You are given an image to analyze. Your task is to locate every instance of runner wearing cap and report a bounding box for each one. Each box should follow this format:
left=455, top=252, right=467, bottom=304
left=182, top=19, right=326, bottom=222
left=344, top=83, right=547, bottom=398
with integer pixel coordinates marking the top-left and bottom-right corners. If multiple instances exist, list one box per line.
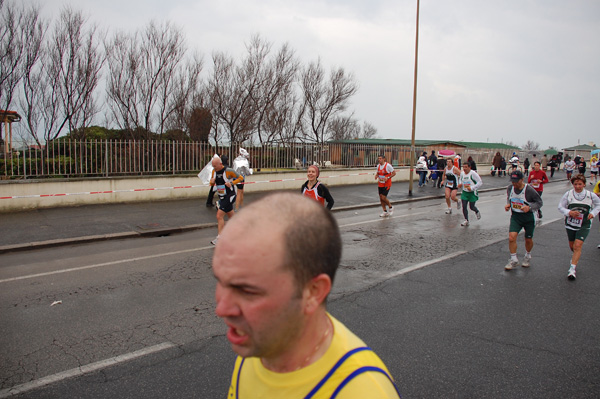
left=557, top=174, right=600, bottom=280
left=375, top=155, right=396, bottom=217
left=504, top=170, right=543, bottom=270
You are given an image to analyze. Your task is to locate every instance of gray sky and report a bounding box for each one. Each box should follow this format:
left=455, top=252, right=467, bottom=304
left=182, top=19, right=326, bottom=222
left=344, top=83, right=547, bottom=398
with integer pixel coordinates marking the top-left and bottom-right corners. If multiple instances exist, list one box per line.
left=40, top=0, right=599, bottom=150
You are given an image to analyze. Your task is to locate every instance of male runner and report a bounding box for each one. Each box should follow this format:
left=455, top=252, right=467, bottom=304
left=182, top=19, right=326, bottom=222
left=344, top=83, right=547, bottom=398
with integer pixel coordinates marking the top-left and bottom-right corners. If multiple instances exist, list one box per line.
left=527, top=161, right=549, bottom=219
left=209, top=156, right=243, bottom=245
left=376, top=155, right=396, bottom=217
left=504, top=170, right=543, bottom=270
left=564, top=158, right=576, bottom=181
left=212, top=193, right=401, bottom=398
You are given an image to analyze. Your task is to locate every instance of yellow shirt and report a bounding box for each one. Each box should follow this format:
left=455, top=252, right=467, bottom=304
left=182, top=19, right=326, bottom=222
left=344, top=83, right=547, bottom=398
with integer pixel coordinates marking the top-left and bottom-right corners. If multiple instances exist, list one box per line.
left=593, top=181, right=600, bottom=195
left=227, top=314, right=400, bottom=399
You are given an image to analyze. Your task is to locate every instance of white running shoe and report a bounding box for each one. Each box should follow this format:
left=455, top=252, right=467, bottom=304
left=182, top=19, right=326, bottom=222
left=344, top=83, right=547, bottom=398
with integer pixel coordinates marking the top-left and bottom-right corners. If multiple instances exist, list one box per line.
left=460, top=220, right=469, bottom=227
left=476, top=211, right=481, bottom=220
left=522, top=256, right=531, bottom=268
left=379, top=211, right=389, bottom=218
left=388, top=207, right=394, bottom=216
left=445, top=208, right=452, bottom=214
left=505, top=259, right=519, bottom=270
left=211, top=236, right=219, bottom=245
left=567, top=266, right=576, bottom=280
left=457, top=200, right=462, bottom=210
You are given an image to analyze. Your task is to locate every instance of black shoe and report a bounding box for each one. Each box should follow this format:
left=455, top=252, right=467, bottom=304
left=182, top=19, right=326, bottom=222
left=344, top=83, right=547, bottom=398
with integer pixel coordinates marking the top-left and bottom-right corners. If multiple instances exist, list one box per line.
left=538, top=209, right=543, bottom=218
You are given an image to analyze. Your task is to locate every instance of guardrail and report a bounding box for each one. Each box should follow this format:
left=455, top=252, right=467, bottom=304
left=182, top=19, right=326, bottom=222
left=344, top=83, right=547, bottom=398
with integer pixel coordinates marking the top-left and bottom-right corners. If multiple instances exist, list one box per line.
left=1, top=139, right=508, bottom=179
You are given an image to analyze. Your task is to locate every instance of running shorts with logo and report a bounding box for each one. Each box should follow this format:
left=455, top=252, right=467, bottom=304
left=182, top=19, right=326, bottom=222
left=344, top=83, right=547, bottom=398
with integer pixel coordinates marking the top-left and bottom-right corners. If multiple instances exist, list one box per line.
left=212, top=167, right=242, bottom=213
left=508, top=184, right=536, bottom=238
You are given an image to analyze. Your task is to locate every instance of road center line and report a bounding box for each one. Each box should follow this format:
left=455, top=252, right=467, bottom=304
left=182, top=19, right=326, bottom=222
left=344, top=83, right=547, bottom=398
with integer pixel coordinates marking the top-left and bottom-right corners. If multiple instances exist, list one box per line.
left=0, top=342, right=176, bottom=399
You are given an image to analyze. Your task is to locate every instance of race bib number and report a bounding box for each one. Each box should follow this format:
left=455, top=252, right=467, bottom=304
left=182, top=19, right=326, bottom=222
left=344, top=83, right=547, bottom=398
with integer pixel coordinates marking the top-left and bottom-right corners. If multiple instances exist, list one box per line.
left=378, top=175, right=387, bottom=184
left=217, top=184, right=226, bottom=195
left=463, top=182, right=471, bottom=191
left=566, top=214, right=584, bottom=229
left=531, top=179, right=540, bottom=189
left=511, top=198, right=525, bottom=210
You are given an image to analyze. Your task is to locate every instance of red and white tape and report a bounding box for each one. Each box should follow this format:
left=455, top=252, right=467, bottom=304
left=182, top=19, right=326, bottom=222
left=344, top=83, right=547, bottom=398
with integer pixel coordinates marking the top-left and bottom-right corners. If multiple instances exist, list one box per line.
left=0, top=172, right=373, bottom=200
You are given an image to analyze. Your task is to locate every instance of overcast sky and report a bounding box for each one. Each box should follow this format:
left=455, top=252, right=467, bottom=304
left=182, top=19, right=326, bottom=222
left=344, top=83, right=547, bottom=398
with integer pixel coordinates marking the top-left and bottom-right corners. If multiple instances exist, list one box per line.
left=39, top=0, right=599, bottom=150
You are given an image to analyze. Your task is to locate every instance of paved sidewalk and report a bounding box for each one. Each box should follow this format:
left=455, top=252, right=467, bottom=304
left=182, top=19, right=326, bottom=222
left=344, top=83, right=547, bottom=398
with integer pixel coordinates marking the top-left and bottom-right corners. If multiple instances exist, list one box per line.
left=0, top=170, right=570, bottom=252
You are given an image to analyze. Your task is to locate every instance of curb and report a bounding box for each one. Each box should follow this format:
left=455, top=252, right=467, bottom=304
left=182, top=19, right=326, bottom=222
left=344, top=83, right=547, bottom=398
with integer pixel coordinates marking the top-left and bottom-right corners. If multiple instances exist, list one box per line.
left=2, top=178, right=567, bottom=254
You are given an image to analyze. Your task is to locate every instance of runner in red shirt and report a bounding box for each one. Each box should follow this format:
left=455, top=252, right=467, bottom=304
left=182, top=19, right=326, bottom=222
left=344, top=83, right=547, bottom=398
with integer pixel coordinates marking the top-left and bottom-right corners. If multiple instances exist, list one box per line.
left=375, top=155, right=396, bottom=217
left=527, top=161, right=549, bottom=219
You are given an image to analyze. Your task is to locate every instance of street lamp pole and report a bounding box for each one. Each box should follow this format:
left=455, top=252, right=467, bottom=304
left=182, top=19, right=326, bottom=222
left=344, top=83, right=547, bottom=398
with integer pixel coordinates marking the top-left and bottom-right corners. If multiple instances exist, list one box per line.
left=408, top=0, right=420, bottom=196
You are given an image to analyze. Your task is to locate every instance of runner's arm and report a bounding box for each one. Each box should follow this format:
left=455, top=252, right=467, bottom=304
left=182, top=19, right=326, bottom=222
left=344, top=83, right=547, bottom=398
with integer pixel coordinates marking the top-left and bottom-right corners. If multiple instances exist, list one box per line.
left=557, top=192, right=570, bottom=217
left=225, top=169, right=243, bottom=186
left=525, top=185, right=543, bottom=211
left=318, top=184, right=335, bottom=210
left=590, top=193, right=600, bottom=218
left=472, top=172, right=483, bottom=190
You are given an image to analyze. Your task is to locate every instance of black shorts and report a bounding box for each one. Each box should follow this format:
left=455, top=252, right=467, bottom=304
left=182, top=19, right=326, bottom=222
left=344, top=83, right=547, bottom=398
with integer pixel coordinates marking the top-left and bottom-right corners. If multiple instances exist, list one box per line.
left=378, top=186, right=390, bottom=197
left=236, top=183, right=244, bottom=190
left=217, top=194, right=236, bottom=213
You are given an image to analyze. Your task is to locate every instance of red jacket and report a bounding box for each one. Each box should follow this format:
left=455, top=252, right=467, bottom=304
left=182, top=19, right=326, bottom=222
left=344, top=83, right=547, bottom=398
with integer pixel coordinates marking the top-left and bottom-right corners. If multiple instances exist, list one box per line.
left=528, top=169, right=549, bottom=192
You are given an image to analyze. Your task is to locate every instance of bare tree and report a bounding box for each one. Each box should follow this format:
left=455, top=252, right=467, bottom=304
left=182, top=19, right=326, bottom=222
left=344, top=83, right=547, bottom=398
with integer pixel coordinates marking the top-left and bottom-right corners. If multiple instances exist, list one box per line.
left=300, top=59, right=358, bottom=151
left=361, top=121, right=378, bottom=139
left=106, top=21, right=200, bottom=139
left=207, top=51, right=256, bottom=144
left=20, top=7, right=104, bottom=143
left=327, top=114, right=359, bottom=140
left=2, top=1, right=46, bottom=145
left=245, top=35, right=299, bottom=145
left=522, top=140, right=540, bottom=151
left=0, top=0, right=25, bottom=116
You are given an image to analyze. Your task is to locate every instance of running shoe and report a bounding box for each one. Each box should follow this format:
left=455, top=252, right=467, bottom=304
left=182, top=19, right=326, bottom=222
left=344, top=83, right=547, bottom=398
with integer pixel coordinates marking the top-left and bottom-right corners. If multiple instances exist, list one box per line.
left=379, top=211, right=389, bottom=218
left=460, top=220, right=469, bottom=227
left=211, top=236, right=219, bottom=245
left=476, top=211, right=481, bottom=220
left=445, top=208, right=452, bottom=214
left=567, top=266, right=576, bottom=280
left=522, top=256, right=531, bottom=268
left=388, top=207, right=394, bottom=216
left=457, top=200, right=462, bottom=210
left=538, top=209, right=543, bottom=219
left=505, top=259, right=519, bottom=270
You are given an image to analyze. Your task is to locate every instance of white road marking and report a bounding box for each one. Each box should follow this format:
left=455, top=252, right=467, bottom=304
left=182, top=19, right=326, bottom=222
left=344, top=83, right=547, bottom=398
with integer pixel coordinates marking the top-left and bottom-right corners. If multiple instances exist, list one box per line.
left=0, top=247, right=212, bottom=284
left=0, top=342, right=176, bottom=398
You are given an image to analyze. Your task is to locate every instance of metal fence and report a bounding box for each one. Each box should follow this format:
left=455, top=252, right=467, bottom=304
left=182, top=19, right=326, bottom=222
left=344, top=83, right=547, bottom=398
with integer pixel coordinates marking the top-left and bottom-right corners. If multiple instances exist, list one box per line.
left=0, top=139, right=512, bottom=179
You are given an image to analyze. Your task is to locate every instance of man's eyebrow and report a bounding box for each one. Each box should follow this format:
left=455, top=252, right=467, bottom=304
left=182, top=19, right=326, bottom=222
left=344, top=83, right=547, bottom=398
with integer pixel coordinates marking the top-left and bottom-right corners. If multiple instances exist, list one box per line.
left=213, top=274, right=264, bottom=292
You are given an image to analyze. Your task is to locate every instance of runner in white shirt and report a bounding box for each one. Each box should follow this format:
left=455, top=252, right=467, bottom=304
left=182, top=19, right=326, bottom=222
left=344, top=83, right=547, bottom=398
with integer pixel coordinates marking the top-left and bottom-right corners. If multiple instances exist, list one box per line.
left=457, top=161, right=483, bottom=226
left=557, top=174, right=600, bottom=280
left=564, top=159, right=576, bottom=181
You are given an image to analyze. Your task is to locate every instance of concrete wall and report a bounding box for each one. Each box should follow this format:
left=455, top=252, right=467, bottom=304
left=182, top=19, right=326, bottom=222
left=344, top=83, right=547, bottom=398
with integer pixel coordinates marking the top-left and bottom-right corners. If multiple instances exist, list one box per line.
left=0, top=165, right=492, bottom=212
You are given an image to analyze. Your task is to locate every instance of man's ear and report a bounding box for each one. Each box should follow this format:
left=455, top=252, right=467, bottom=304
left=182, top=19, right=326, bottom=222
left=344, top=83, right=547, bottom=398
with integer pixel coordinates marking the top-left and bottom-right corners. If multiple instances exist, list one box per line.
left=303, top=274, right=332, bottom=314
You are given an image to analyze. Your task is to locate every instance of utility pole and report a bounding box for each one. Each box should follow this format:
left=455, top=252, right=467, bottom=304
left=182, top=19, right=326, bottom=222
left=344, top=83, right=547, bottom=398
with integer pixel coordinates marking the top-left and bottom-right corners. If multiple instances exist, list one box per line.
left=408, top=0, right=420, bottom=196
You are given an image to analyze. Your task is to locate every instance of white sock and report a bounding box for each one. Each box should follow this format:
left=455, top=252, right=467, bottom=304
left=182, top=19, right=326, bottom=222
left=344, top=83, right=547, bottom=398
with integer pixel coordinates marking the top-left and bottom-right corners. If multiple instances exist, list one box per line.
left=510, top=253, right=518, bottom=262
left=525, top=252, right=531, bottom=258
